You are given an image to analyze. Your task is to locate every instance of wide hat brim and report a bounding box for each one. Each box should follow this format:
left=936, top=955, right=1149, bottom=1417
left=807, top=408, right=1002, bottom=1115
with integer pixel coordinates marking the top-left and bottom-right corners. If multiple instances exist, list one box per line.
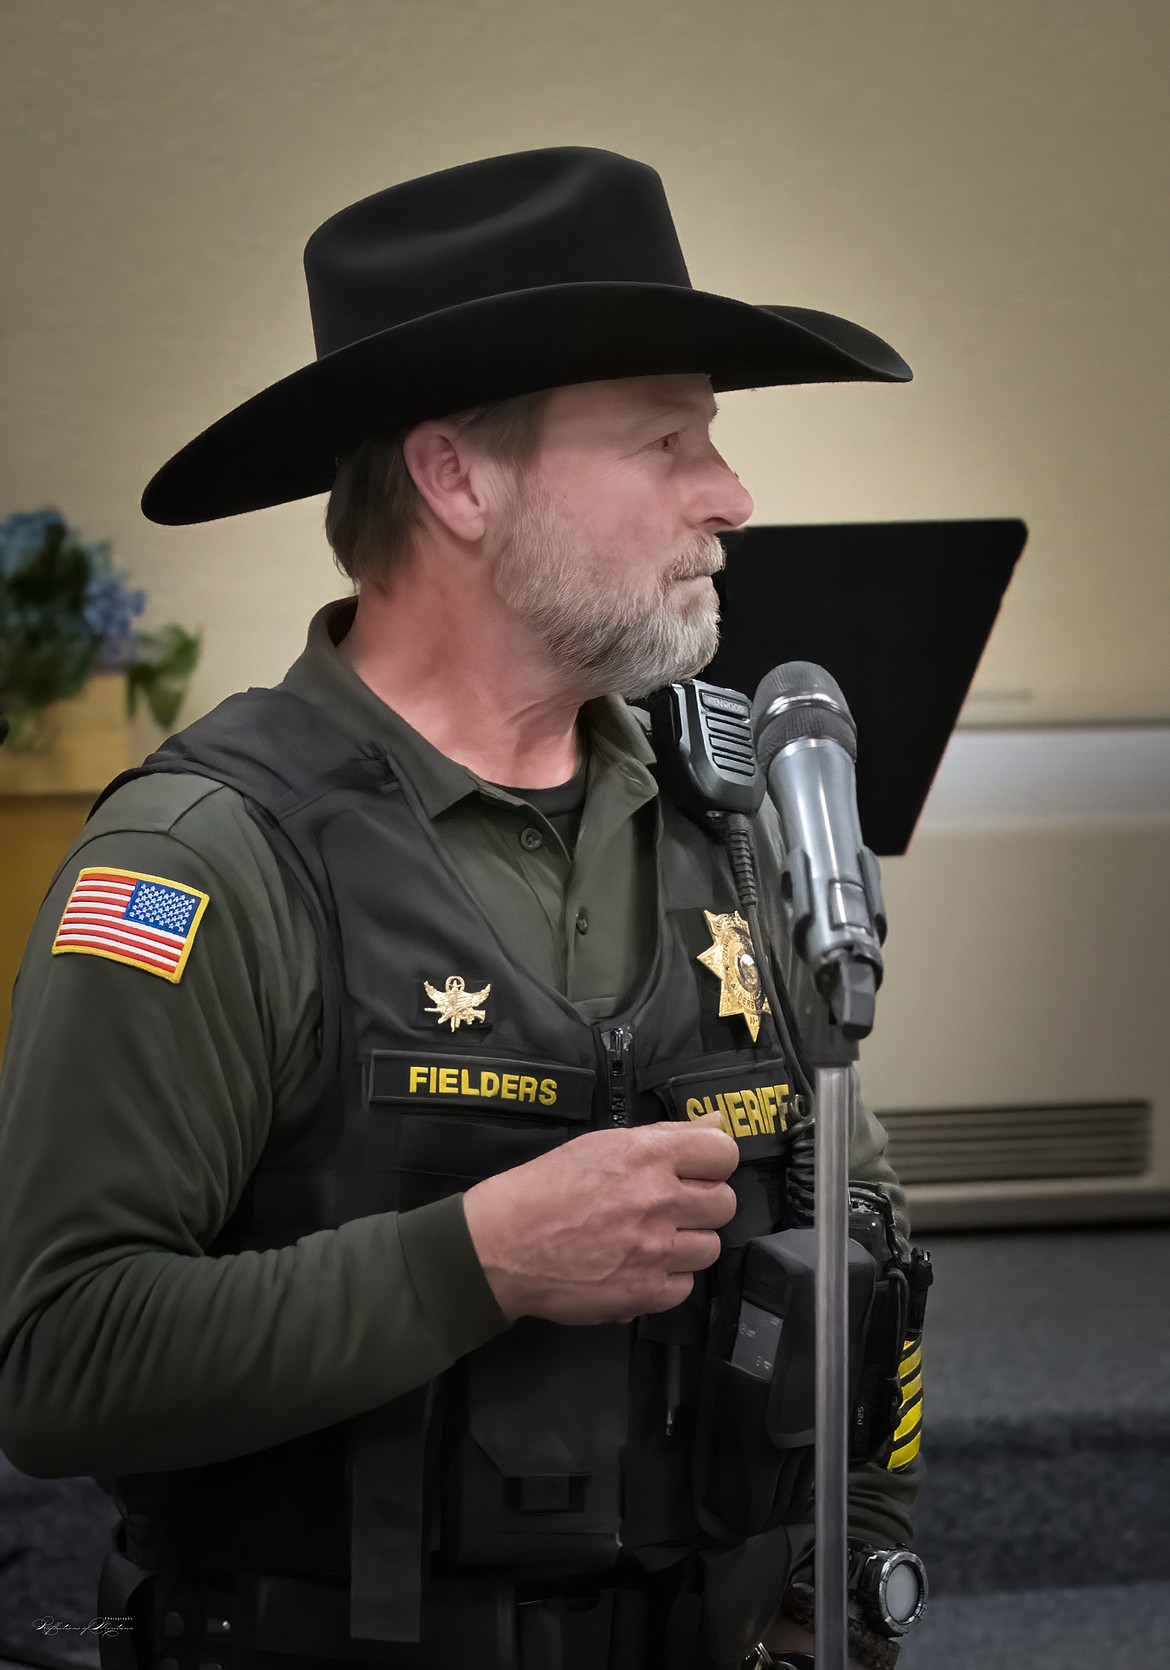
left=141, top=281, right=911, bottom=525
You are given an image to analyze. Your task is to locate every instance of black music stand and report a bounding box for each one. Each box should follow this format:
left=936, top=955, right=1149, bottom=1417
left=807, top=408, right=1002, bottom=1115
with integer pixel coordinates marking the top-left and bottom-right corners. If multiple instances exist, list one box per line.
left=704, top=518, right=1028, bottom=854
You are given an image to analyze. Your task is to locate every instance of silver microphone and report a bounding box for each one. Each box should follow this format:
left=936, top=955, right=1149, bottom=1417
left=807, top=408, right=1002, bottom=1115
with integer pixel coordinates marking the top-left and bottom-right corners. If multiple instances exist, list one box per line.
left=751, top=662, right=886, bottom=1037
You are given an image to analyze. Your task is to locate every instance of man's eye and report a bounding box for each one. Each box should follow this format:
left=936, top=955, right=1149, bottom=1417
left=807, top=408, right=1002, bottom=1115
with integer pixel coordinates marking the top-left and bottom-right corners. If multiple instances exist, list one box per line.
left=659, top=432, right=680, bottom=451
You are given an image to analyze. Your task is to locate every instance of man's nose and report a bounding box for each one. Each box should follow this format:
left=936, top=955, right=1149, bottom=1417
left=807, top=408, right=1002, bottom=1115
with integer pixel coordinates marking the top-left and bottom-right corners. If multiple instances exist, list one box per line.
left=700, top=457, right=755, bottom=533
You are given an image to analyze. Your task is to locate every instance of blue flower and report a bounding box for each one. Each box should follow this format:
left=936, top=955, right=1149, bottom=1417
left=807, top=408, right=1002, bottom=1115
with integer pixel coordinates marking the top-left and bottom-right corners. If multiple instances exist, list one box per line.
left=0, top=508, right=66, bottom=577
left=83, top=570, right=147, bottom=666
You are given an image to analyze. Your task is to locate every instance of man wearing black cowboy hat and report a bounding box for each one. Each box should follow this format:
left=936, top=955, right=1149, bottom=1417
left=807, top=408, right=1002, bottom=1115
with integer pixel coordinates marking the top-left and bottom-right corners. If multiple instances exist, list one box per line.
left=0, top=150, right=922, bottom=1670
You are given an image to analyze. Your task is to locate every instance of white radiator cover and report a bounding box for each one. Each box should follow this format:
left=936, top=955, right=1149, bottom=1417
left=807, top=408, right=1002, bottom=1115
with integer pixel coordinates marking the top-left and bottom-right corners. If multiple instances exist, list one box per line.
left=853, top=729, right=1170, bottom=1231
left=879, top=1101, right=1163, bottom=1230
left=882, top=1101, right=1151, bottom=1185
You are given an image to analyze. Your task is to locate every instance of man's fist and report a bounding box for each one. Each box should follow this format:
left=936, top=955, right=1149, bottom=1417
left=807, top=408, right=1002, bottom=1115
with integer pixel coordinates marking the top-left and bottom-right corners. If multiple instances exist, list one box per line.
left=462, top=1112, right=739, bottom=1324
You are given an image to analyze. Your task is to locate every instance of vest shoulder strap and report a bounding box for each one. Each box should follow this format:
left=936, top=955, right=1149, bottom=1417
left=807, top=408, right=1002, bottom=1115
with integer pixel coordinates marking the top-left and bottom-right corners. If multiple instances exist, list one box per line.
left=91, top=686, right=394, bottom=824
left=88, top=687, right=376, bottom=1164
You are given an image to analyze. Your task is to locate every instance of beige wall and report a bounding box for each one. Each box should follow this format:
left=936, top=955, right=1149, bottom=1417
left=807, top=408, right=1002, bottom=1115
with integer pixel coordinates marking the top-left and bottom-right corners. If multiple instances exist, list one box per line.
left=3, top=0, right=1168, bottom=725
left=3, top=2, right=1168, bottom=1137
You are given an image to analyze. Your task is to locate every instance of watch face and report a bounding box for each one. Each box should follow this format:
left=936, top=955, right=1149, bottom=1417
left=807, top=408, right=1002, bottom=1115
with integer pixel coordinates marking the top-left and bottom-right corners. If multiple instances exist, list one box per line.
left=853, top=1546, right=929, bottom=1635
left=876, top=1551, right=928, bottom=1632
left=884, top=1560, right=923, bottom=1624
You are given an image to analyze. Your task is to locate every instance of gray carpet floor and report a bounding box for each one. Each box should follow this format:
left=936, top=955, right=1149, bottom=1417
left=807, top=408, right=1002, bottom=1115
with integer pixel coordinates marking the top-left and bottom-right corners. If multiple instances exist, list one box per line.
left=0, top=1458, right=113, bottom=1665
left=917, top=1226, right=1170, bottom=1433
left=898, top=1581, right=1170, bottom=1670
left=908, top=1226, right=1170, bottom=1596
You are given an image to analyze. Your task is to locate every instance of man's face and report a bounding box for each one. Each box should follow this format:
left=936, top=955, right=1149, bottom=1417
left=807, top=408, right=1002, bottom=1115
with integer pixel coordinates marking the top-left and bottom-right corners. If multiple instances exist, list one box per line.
left=490, top=374, right=754, bottom=698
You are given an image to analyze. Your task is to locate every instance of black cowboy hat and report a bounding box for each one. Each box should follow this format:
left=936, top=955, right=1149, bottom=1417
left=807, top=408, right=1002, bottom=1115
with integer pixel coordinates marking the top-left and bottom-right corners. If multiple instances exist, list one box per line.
left=141, top=147, right=912, bottom=525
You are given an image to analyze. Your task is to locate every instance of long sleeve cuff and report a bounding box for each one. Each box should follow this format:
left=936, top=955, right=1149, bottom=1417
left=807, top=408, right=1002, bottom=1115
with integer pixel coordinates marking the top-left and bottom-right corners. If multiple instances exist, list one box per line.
left=397, top=1192, right=511, bottom=1355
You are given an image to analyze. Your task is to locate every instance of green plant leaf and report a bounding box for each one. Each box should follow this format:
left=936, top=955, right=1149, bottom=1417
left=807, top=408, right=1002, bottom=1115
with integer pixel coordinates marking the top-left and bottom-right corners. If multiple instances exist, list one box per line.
left=126, top=625, right=202, bottom=729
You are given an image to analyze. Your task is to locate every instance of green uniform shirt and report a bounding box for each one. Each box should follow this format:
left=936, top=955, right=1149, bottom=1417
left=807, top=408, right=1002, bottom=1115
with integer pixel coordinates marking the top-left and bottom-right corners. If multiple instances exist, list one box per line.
left=0, top=598, right=917, bottom=1553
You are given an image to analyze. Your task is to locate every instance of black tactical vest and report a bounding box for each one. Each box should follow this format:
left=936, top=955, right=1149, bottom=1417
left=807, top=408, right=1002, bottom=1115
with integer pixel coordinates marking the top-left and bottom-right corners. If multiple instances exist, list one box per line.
left=98, top=687, right=803, bottom=1646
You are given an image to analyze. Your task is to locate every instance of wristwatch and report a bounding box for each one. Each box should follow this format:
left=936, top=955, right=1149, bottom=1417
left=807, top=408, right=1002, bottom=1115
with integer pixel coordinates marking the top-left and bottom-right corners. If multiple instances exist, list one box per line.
left=775, top=1543, right=928, bottom=1670
left=848, top=1544, right=928, bottom=1636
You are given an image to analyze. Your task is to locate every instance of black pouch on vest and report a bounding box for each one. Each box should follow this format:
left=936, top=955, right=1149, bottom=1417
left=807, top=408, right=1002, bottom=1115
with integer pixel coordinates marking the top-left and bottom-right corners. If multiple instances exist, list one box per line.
left=440, top=1316, right=630, bottom=1572
left=846, top=1185, right=933, bottom=1464
left=691, top=1227, right=876, bottom=1541
left=364, top=1053, right=628, bottom=1574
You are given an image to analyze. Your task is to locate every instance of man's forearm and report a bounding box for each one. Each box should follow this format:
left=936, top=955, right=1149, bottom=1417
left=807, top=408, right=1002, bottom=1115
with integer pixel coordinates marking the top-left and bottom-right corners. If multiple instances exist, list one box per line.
left=0, top=1197, right=506, bottom=1477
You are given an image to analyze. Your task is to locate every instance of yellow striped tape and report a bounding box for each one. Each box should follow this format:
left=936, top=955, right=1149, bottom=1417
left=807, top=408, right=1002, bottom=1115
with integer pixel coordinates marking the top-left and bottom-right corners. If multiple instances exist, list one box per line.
left=888, top=1332, right=924, bottom=1470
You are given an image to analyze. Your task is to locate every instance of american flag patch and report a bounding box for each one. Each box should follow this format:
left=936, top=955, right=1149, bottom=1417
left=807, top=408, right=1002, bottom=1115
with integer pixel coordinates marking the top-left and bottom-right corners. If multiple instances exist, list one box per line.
left=51, top=867, right=210, bottom=983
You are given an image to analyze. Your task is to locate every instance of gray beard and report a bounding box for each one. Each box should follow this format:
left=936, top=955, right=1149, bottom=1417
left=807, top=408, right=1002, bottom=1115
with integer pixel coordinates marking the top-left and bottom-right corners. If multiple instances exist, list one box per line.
left=493, top=486, right=723, bottom=698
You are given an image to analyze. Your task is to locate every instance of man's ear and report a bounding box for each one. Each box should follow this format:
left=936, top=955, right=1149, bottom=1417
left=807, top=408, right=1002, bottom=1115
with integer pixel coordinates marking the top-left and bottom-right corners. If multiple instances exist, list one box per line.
left=402, top=421, right=506, bottom=544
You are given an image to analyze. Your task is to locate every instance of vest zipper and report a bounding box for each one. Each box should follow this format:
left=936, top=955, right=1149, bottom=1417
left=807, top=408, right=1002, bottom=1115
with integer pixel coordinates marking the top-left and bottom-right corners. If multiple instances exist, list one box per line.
left=599, top=1022, right=635, bottom=1555
left=600, top=1024, right=635, bottom=1126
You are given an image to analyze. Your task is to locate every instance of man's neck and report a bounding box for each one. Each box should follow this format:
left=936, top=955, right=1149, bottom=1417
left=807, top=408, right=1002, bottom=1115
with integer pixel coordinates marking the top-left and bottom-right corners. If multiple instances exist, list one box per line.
left=335, top=582, right=589, bottom=789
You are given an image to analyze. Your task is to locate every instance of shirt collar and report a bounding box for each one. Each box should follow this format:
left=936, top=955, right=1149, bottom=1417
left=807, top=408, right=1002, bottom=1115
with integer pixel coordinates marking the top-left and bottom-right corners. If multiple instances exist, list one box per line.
left=279, top=597, right=658, bottom=819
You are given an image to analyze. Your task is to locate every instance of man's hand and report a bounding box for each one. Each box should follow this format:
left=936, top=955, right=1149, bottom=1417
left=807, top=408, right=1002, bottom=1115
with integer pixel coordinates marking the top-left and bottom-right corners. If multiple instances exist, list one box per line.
left=462, top=1111, right=739, bottom=1324
left=760, top=1616, right=868, bottom=1670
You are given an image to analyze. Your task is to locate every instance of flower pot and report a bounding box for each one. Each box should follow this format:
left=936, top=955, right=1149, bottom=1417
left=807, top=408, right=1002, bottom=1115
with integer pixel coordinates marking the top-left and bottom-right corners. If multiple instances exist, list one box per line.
left=0, top=673, right=136, bottom=796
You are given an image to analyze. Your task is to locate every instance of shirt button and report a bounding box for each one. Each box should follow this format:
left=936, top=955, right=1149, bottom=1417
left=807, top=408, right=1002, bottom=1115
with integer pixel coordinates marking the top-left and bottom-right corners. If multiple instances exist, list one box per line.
left=520, top=826, right=544, bottom=851
left=575, top=908, right=589, bottom=935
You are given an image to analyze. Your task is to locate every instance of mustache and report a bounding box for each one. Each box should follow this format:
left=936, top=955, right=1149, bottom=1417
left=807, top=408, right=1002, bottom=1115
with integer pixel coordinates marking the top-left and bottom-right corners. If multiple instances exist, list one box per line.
left=665, top=540, right=726, bottom=584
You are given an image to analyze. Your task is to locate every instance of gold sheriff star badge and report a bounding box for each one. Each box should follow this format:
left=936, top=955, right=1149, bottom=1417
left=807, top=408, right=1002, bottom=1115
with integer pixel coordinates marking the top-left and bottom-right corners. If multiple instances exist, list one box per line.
left=423, top=974, right=492, bottom=1031
left=696, top=910, right=769, bottom=1042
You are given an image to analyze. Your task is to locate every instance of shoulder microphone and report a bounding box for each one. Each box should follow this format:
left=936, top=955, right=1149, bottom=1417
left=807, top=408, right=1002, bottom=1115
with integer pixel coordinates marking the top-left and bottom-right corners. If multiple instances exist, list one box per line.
left=751, top=663, right=886, bottom=1038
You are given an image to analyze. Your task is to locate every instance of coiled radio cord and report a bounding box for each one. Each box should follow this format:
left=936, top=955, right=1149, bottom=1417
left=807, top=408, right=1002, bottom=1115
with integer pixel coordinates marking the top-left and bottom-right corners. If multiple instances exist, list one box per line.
left=719, top=811, right=817, bottom=1228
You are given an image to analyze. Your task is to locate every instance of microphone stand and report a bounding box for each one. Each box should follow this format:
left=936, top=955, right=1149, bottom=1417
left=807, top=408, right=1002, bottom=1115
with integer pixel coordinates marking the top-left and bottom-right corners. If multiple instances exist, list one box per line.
left=747, top=902, right=877, bottom=1670
left=739, top=663, right=887, bottom=1670
left=724, top=788, right=883, bottom=1670
left=806, top=967, right=871, bottom=1670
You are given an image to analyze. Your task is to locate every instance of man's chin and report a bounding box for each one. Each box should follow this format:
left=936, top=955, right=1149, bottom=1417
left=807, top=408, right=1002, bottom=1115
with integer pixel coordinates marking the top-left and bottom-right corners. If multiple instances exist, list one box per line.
left=613, top=634, right=721, bottom=700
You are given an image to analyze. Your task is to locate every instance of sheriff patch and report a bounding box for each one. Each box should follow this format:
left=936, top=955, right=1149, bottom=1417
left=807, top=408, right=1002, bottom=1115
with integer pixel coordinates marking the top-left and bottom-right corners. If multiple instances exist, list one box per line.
left=653, top=1059, right=793, bottom=1158
left=51, top=867, right=209, bottom=983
